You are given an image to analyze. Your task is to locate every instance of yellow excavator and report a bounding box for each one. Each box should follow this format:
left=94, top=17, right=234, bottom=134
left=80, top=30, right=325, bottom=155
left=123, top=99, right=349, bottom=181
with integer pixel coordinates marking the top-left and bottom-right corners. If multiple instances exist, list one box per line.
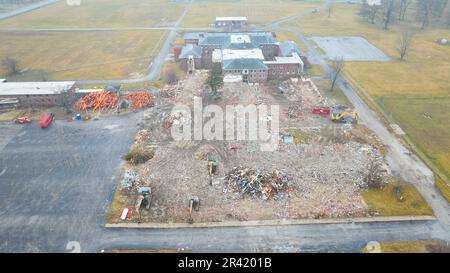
left=207, top=156, right=218, bottom=185
left=188, top=196, right=200, bottom=224
left=135, top=187, right=151, bottom=223
left=331, top=111, right=358, bottom=124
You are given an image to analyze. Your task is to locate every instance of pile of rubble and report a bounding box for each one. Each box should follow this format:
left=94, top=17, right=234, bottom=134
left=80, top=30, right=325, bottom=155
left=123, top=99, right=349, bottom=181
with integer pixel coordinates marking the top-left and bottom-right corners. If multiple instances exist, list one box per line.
left=124, top=92, right=155, bottom=109
left=224, top=166, right=291, bottom=200
left=134, top=129, right=151, bottom=144
left=286, top=105, right=303, bottom=119
left=160, top=82, right=183, bottom=98
left=121, top=170, right=140, bottom=192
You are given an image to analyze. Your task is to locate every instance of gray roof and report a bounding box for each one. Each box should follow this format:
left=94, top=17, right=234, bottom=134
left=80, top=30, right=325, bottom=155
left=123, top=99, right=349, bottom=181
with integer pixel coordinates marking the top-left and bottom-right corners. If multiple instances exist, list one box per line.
left=279, top=41, right=302, bottom=57
left=0, top=81, right=75, bottom=96
left=185, top=32, right=277, bottom=49
left=183, top=32, right=204, bottom=40
left=179, top=44, right=203, bottom=59
left=223, top=59, right=268, bottom=70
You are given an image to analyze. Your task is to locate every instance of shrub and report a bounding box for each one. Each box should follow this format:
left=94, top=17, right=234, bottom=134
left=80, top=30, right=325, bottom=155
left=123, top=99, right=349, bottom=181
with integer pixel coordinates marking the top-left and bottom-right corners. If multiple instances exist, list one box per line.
left=124, top=146, right=154, bottom=165
left=365, top=161, right=384, bottom=189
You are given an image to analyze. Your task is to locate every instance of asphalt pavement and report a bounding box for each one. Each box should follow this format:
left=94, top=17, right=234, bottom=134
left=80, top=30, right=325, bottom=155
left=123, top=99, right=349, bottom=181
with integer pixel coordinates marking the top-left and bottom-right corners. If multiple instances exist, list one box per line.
left=0, top=113, right=142, bottom=252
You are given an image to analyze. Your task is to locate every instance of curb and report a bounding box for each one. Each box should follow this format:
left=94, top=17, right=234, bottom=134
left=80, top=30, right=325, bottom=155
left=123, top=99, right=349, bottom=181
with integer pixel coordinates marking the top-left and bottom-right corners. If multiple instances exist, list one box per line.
left=105, top=215, right=436, bottom=229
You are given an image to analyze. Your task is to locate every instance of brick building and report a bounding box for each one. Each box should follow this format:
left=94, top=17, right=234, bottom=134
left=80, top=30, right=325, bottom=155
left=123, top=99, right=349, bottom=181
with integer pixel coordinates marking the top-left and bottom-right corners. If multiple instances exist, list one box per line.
left=178, top=44, right=203, bottom=73
left=179, top=32, right=306, bottom=83
left=214, top=17, right=247, bottom=29
left=0, top=81, right=76, bottom=108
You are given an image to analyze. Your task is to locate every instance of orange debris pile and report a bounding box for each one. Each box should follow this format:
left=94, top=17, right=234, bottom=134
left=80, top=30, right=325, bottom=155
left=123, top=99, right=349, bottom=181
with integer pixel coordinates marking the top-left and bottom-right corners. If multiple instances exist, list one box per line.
left=75, top=90, right=119, bottom=112
left=124, top=92, right=155, bottom=109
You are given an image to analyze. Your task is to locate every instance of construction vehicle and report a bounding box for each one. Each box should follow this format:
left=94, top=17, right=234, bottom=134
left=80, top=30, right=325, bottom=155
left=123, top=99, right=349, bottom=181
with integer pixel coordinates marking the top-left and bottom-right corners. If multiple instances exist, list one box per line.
left=330, top=111, right=358, bottom=124
left=187, top=196, right=200, bottom=224
left=14, top=116, right=31, bottom=124
left=207, top=156, right=218, bottom=185
left=39, top=112, right=55, bottom=128
left=134, top=187, right=152, bottom=223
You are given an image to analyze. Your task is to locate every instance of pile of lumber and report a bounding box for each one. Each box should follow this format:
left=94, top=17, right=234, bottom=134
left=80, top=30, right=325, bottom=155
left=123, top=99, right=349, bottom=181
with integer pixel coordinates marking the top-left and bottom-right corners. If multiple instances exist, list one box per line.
left=75, top=90, right=119, bottom=111
left=124, top=92, right=155, bottom=109
left=224, top=166, right=291, bottom=200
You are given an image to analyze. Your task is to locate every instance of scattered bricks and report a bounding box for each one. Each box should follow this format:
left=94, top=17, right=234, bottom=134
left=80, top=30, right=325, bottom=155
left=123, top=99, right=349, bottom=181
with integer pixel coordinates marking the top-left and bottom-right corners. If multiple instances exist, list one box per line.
left=121, top=170, right=139, bottom=192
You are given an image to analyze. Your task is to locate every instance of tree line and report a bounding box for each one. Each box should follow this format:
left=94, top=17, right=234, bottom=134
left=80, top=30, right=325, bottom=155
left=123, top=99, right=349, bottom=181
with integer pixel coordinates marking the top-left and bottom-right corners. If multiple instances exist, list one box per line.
left=360, top=0, right=450, bottom=30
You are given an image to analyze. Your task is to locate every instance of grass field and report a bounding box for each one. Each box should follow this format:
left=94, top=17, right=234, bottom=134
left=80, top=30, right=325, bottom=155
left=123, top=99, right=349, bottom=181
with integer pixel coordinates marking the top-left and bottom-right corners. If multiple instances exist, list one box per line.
left=0, top=0, right=186, bottom=28
left=273, top=30, right=308, bottom=52
left=181, top=0, right=323, bottom=27
left=361, top=179, right=433, bottom=216
left=0, top=30, right=166, bottom=80
left=378, top=240, right=450, bottom=253
left=283, top=3, right=450, bottom=201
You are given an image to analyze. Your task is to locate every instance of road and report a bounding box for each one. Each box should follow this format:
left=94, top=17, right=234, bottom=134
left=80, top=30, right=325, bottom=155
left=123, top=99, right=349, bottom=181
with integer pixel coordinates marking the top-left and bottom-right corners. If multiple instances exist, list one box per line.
left=0, top=0, right=61, bottom=20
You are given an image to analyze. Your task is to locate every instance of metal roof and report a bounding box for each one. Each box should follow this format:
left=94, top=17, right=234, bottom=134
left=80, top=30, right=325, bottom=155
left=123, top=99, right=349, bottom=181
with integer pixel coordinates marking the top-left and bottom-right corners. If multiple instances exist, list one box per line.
left=189, top=32, right=276, bottom=49
left=264, top=53, right=304, bottom=65
left=179, top=44, right=203, bottom=59
left=216, top=17, right=247, bottom=21
left=279, top=41, right=303, bottom=57
left=223, top=59, right=268, bottom=70
left=222, top=48, right=265, bottom=61
left=0, top=81, right=75, bottom=96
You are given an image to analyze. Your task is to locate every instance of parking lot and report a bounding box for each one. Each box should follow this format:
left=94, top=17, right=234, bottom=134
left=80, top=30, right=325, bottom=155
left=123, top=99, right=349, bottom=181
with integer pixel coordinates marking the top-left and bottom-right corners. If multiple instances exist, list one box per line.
left=0, top=114, right=141, bottom=252
left=311, top=36, right=391, bottom=61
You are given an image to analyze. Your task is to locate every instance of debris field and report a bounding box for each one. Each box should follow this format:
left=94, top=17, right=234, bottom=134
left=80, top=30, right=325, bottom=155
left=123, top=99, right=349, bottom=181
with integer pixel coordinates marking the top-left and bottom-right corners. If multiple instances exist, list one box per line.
left=113, top=71, right=392, bottom=223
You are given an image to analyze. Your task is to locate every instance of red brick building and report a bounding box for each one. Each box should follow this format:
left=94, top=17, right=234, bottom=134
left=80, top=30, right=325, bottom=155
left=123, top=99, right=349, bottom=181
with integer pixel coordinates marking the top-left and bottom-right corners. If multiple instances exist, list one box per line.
left=0, top=81, right=76, bottom=108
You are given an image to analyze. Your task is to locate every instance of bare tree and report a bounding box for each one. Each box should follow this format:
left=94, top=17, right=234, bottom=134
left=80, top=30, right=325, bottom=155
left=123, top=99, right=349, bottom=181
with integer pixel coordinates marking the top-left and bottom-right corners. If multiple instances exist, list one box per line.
left=360, top=1, right=381, bottom=24
left=1, top=57, right=19, bottom=76
left=365, top=161, right=384, bottom=189
left=369, top=4, right=381, bottom=24
left=397, top=29, right=415, bottom=60
left=446, top=9, right=450, bottom=28
left=328, top=58, right=344, bottom=92
left=164, top=68, right=178, bottom=85
left=382, top=0, right=396, bottom=30
left=398, top=0, right=412, bottom=21
left=57, top=91, right=76, bottom=114
left=327, top=1, right=335, bottom=18
left=417, top=0, right=433, bottom=29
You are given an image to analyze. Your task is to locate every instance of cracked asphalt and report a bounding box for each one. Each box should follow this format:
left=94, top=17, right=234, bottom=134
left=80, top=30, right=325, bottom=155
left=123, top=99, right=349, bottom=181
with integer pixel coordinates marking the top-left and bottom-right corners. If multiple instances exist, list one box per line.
left=0, top=113, right=142, bottom=252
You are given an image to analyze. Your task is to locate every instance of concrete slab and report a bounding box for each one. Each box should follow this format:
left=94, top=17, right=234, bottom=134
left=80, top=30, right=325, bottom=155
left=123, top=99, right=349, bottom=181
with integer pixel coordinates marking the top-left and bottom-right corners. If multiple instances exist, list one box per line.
left=311, top=36, right=390, bottom=61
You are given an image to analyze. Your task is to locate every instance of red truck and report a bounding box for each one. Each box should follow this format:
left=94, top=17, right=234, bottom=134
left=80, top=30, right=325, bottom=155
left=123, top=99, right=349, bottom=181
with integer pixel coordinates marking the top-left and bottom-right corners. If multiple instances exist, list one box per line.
left=39, top=112, right=55, bottom=128
left=312, top=107, right=331, bottom=115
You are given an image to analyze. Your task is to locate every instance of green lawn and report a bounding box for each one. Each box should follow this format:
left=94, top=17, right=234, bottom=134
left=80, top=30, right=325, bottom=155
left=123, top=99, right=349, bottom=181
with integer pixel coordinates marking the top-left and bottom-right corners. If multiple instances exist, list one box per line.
left=0, top=0, right=186, bottom=28
left=361, top=179, right=433, bottom=216
left=378, top=240, right=450, bottom=253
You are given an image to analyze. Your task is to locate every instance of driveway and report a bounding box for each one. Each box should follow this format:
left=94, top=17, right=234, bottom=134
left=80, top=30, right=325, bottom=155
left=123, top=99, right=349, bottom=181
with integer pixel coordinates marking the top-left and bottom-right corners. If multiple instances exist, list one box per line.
left=0, top=113, right=142, bottom=252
